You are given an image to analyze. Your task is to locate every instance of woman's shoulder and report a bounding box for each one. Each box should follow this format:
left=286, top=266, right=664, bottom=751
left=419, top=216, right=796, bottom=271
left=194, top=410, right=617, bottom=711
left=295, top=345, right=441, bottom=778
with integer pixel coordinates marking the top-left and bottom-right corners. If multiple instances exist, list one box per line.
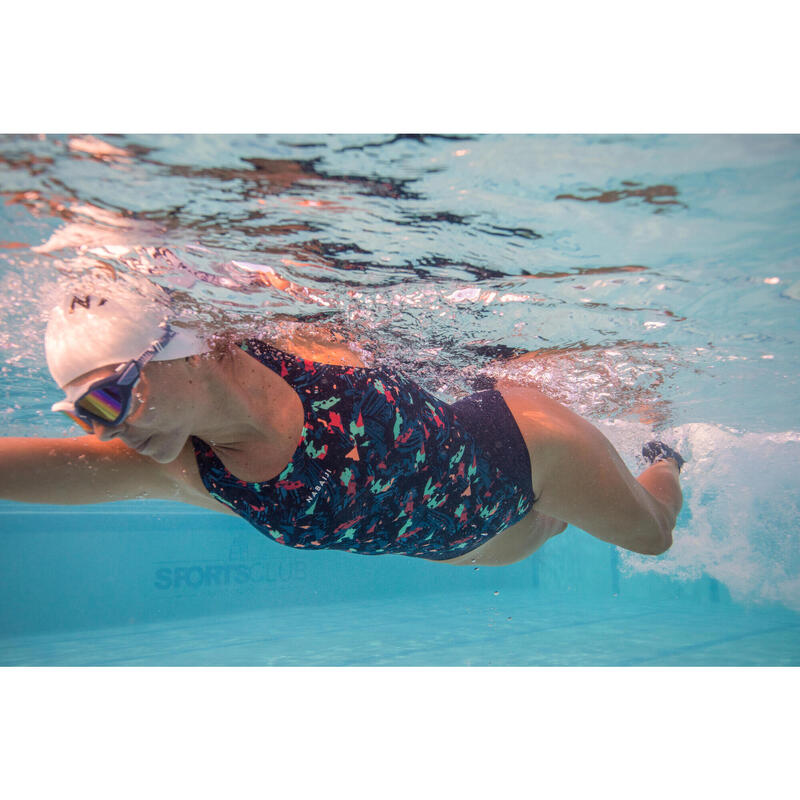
left=253, top=332, right=368, bottom=368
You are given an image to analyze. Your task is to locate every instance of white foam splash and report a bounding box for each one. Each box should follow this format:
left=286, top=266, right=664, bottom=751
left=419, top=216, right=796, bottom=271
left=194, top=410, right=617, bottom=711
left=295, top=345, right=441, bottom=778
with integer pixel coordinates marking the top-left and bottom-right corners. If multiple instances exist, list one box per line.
left=598, top=420, right=800, bottom=611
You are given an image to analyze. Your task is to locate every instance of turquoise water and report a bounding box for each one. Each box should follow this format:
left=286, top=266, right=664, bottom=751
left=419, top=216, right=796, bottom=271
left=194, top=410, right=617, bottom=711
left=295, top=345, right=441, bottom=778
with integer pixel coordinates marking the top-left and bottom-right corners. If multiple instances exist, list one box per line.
left=1, top=134, right=799, bottom=665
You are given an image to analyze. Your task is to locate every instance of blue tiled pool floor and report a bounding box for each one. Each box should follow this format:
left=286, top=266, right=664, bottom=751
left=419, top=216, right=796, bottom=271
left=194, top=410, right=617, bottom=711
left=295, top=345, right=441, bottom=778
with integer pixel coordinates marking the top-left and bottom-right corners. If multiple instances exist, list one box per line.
left=2, top=590, right=798, bottom=666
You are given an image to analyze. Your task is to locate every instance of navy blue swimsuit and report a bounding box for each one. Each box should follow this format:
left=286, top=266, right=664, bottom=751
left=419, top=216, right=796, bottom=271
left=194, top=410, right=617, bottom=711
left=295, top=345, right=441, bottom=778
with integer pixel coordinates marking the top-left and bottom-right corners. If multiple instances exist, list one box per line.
left=192, top=340, right=536, bottom=560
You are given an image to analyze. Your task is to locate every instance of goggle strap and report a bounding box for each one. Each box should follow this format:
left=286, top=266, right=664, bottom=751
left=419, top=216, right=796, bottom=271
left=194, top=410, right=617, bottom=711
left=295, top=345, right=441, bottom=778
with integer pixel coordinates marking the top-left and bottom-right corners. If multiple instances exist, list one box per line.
left=116, top=362, right=140, bottom=386
left=116, top=326, right=176, bottom=386
left=139, top=325, right=176, bottom=365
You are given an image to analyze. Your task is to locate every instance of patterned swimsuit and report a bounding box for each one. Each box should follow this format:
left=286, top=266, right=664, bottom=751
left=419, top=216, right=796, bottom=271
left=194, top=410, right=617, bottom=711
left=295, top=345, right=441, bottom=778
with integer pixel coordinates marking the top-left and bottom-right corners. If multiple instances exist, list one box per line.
left=192, top=340, right=536, bottom=560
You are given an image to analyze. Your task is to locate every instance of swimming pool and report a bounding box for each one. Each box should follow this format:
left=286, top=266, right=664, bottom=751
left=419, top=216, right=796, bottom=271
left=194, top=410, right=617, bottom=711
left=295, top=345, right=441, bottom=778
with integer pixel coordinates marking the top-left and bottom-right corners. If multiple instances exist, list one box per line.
left=1, top=133, right=798, bottom=665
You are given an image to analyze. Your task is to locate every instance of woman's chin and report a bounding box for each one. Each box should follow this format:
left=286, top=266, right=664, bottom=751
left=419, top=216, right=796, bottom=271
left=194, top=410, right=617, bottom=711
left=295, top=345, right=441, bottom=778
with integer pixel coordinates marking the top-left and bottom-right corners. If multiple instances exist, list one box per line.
left=141, top=437, right=182, bottom=464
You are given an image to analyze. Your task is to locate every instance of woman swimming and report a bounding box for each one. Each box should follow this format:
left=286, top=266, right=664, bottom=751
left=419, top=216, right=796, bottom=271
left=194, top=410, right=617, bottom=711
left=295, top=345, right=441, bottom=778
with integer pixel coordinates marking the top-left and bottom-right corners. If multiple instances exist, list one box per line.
left=0, top=276, right=684, bottom=566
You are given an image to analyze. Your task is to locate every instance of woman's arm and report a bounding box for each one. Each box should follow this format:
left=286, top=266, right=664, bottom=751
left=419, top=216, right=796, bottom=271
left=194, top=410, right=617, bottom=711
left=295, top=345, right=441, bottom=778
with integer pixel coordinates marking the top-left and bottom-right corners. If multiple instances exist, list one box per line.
left=0, top=436, right=233, bottom=513
left=264, top=329, right=367, bottom=368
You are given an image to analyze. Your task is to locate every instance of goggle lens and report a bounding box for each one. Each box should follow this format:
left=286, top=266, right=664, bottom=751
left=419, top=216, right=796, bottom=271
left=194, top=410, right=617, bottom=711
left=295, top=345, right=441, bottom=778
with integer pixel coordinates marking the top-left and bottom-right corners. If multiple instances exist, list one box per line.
left=75, top=383, right=128, bottom=423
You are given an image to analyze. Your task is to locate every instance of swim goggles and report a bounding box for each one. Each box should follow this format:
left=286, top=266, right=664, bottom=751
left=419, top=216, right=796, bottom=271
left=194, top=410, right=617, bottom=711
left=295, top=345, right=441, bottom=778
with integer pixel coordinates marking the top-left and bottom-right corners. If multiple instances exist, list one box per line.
left=51, top=324, right=177, bottom=432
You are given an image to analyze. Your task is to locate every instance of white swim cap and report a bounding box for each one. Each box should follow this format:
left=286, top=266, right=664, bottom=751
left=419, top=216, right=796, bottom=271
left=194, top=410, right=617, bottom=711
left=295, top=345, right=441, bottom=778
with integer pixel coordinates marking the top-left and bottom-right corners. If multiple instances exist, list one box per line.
left=45, top=275, right=208, bottom=389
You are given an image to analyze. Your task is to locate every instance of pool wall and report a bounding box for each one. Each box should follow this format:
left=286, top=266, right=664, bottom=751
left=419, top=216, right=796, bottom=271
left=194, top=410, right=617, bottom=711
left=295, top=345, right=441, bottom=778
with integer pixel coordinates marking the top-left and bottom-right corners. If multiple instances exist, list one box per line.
left=0, top=498, right=726, bottom=639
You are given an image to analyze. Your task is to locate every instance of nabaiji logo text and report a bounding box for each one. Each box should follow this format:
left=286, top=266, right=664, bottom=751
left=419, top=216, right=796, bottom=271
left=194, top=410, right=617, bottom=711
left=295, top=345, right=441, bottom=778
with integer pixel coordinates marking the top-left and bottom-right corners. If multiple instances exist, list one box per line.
left=154, top=560, right=305, bottom=590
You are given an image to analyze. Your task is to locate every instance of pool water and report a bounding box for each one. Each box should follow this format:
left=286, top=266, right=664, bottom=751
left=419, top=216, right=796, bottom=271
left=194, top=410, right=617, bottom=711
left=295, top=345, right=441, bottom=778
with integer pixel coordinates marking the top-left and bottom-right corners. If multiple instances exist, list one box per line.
left=1, top=134, right=798, bottom=665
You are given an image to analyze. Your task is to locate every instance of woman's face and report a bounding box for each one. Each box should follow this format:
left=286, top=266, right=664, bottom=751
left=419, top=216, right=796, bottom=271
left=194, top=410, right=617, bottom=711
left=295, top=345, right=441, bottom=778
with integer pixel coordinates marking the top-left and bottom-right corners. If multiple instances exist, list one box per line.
left=65, top=358, right=197, bottom=463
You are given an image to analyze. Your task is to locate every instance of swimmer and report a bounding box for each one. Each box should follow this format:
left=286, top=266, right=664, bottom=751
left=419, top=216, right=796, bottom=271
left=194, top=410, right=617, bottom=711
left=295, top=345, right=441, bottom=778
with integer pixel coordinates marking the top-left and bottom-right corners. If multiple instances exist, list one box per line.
left=0, top=278, right=684, bottom=566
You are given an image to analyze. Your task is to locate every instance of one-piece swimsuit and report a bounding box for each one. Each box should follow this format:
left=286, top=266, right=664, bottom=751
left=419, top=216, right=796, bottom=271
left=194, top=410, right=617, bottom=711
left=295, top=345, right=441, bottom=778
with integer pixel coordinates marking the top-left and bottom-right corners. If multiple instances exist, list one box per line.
left=192, top=340, right=536, bottom=560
